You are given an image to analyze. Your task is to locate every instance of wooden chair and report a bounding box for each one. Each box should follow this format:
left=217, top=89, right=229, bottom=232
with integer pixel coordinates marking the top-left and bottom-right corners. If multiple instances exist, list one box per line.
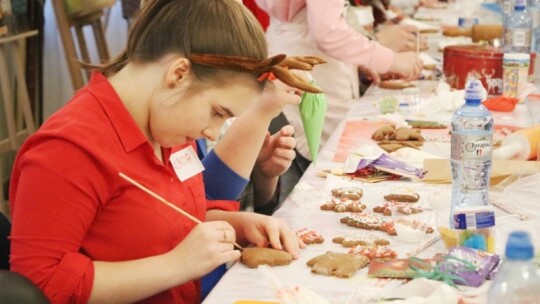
left=51, top=0, right=115, bottom=91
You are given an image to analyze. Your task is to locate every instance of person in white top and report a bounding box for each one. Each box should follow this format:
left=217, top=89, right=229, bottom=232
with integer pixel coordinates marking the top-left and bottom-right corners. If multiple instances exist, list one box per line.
left=256, top=0, right=422, bottom=164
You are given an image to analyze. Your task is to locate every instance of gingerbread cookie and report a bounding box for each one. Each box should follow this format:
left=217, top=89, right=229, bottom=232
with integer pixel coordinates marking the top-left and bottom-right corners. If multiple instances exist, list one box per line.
left=348, top=245, right=398, bottom=260
left=372, top=124, right=396, bottom=141
left=306, top=252, right=369, bottom=278
left=389, top=127, right=424, bottom=142
left=373, top=202, right=423, bottom=216
left=320, top=199, right=366, bottom=213
left=339, top=213, right=397, bottom=236
left=379, top=79, right=416, bottom=90
left=340, top=213, right=385, bottom=231
left=240, top=247, right=293, bottom=268
left=294, top=228, right=324, bottom=245
left=380, top=221, right=397, bottom=236
left=332, top=233, right=390, bottom=248
left=331, top=187, right=364, bottom=200
left=384, top=191, right=420, bottom=203
left=395, top=205, right=423, bottom=215
left=372, top=126, right=424, bottom=153
left=373, top=202, right=394, bottom=216
left=394, top=218, right=434, bottom=234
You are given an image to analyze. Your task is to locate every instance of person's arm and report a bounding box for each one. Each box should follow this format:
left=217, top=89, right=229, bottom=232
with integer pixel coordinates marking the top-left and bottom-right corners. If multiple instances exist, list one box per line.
left=202, top=149, right=249, bottom=201
left=10, top=140, right=239, bottom=304
left=202, top=80, right=299, bottom=204
left=305, top=0, right=395, bottom=73
left=89, top=221, right=239, bottom=303
left=211, top=80, right=301, bottom=179
left=251, top=125, right=296, bottom=208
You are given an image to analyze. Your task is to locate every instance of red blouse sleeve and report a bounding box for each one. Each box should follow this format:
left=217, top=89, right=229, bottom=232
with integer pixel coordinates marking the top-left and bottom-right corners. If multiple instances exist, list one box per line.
left=9, top=139, right=110, bottom=304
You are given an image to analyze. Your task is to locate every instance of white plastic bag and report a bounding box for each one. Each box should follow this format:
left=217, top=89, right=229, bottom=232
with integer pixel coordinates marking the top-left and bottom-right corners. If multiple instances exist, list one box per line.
left=500, top=174, right=540, bottom=217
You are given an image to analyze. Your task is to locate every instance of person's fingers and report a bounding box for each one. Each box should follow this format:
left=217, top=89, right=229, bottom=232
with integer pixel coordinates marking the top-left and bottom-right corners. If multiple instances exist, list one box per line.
left=282, top=235, right=300, bottom=258
left=219, top=249, right=242, bottom=264
left=400, top=24, right=419, bottom=33
left=262, top=222, right=282, bottom=251
left=371, top=71, right=381, bottom=85
left=276, top=136, right=296, bottom=149
left=272, top=148, right=296, bottom=161
left=363, top=66, right=381, bottom=85
left=279, top=124, right=295, bottom=137
left=218, top=228, right=237, bottom=244
left=286, top=93, right=302, bottom=105
left=262, top=131, right=271, bottom=145
left=406, top=31, right=417, bottom=41
left=277, top=221, right=301, bottom=257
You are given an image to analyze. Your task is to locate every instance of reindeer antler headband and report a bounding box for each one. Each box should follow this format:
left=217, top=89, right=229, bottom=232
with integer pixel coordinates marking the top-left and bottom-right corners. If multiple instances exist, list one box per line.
left=189, top=53, right=327, bottom=94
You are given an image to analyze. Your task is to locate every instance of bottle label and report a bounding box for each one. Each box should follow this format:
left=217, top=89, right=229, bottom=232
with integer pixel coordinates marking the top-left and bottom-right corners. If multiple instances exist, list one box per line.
left=451, top=133, right=492, bottom=160
left=503, top=55, right=530, bottom=98
left=453, top=210, right=495, bottom=229
left=505, top=29, right=532, bottom=47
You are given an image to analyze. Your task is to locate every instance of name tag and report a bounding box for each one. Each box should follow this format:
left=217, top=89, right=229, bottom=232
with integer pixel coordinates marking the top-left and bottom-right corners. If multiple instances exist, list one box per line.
left=170, top=145, right=205, bottom=182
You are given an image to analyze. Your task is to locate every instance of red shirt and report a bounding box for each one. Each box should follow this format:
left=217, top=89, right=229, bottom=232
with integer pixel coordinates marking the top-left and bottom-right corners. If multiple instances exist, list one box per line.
left=9, top=73, right=233, bottom=303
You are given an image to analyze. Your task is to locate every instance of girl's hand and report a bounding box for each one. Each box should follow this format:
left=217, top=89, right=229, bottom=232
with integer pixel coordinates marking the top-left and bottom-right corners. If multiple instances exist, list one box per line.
left=167, top=221, right=240, bottom=280
left=236, top=212, right=305, bottom=258
left=358, top=65, right=381, bottom=85
left=388, top=52, right=423, bottom=81
left=252, top=71, right=307, bottom=120
left=255, top=125, right=296, bottom=178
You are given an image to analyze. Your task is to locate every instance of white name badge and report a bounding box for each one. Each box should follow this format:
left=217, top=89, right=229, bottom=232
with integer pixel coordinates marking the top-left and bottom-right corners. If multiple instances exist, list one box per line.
left=170, top=145, right=205, bottom=182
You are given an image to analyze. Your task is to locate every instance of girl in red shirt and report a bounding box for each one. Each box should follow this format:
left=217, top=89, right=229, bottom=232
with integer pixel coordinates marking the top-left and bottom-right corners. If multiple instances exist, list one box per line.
left=9, top=0, right=322, bottom=303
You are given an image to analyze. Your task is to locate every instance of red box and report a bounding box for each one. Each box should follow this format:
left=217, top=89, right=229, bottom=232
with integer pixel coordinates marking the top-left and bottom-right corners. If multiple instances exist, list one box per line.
left=443, top=45, right=536, bottom=95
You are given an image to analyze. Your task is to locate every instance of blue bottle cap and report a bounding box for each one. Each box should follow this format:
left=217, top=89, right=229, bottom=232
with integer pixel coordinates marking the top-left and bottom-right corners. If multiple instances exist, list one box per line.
left=505, top=231, right=534, bottom=260
left=464, top=79, right=485, bottom=101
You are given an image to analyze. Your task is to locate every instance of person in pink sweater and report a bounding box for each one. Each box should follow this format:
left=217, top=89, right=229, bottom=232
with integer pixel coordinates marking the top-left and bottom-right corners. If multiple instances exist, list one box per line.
left=256, top=0, right=422, bottom=166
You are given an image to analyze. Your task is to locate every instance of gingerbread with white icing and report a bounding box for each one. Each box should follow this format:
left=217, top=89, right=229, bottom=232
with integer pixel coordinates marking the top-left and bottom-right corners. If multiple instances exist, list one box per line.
left=373, top=202, right=422, bottom=216
left=331, top=187, right=364, bottom=200
left=348, top=245, right=398, bottom=260
left=294, top=228, right=324, bottom=245
left=321, top=199, right=366, bottom=213
left=340, top=213, right=385, bottom=231
left=332, top=233, right=390, bottom=247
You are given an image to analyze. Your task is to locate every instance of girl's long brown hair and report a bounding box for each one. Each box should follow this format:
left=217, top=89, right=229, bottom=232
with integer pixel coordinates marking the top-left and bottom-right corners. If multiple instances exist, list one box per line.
left=96, top=0, right=267, bottom=87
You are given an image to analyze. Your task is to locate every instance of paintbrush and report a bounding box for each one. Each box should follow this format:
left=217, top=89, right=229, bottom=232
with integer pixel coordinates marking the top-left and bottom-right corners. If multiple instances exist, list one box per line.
left=119, top=172, right=244, bottom=251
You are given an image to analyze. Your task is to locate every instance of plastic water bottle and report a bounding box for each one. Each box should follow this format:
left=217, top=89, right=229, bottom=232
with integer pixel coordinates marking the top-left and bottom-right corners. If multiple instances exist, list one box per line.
left=503, top=0, right=515, bottom=21
left=504, top=0, right=533, bottom=53
left=450, top=80, right=496, bottom=253
left=529, top=0, right=540, bottom=51
left=487, top=231, right=540, bottom=303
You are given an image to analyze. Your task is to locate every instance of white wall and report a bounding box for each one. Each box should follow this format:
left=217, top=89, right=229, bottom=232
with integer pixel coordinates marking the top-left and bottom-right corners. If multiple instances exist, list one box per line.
left=42, top=0, right=128, bottom=119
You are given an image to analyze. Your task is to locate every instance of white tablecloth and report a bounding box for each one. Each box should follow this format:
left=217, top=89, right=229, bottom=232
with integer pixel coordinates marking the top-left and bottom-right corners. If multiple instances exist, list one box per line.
left=203, top=82, right=540, bottom=303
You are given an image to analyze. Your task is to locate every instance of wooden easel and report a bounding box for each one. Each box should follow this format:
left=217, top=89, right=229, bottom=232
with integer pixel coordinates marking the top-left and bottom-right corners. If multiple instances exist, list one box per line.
left=51, top=1, right=111, bottom=91
left=0, top=30, right=38, bottom=217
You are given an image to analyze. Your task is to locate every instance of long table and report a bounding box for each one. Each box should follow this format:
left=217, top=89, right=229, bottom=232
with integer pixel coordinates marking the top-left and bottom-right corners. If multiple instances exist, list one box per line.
left=203, top=83, right=540, bottom=303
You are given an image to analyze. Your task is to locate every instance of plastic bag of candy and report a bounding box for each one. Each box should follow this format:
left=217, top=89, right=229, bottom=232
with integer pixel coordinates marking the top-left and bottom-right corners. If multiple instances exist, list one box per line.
left=436, top=247, right=500, bottom=287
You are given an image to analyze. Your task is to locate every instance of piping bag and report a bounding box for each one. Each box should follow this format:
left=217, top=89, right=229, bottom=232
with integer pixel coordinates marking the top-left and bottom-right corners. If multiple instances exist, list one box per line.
left=299, top=78, right=327, bottom=164
left=493, top=124, right=540, bottom=160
